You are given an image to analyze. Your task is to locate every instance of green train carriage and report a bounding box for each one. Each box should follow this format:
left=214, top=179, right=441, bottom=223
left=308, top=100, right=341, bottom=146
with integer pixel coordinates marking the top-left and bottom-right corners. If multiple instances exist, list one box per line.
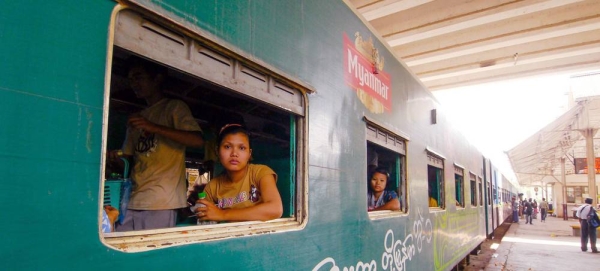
left=0, top=1, right=518, bottom=270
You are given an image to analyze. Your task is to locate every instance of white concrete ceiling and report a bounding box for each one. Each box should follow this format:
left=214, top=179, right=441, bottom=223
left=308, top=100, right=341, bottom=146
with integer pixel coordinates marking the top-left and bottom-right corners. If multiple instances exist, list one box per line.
left=346, top=0, right=600, bottom=91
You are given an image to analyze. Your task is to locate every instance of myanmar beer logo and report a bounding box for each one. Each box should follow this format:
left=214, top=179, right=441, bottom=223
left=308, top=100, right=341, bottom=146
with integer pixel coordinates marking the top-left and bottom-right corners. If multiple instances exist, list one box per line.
left=343, top=32, right=392, bottom=114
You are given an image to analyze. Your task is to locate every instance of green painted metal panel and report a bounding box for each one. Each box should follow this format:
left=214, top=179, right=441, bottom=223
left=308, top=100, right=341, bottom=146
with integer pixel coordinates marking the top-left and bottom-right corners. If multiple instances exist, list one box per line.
left=0, top=1, right=501, bottom=270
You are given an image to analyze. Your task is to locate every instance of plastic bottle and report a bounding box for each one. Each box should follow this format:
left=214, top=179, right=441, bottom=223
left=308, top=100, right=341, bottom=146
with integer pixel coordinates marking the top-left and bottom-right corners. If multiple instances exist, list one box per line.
left=190, top=192, right=216, bottom=225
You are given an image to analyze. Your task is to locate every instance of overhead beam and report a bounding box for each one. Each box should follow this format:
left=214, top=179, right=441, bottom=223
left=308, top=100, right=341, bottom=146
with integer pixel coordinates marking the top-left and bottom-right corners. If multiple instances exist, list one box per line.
left=395, top=1, right=600, bottom=61
left=403, top=16, right=600, bottom=66
left=357, top=0, right=433, bottom=21
left=369, top=0, right=515, bottom=39
left=425, top=54, right=600, bottom=91
left=409, top=30, right=600, bottom=75
left=386, top=0, right=583, bottom=47
left=419, top=41, right=600, bottom=82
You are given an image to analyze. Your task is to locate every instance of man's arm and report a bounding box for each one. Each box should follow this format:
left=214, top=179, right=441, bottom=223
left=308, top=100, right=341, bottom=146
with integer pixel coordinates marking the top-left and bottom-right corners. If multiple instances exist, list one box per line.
left=128, top=115, right=204, bottom=148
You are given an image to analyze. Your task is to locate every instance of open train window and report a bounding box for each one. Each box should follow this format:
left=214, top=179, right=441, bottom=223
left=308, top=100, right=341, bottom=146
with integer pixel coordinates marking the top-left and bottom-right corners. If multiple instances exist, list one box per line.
left=365, top=118, right=408, bottom=218
left=478, top=176, right=483, bottom=206
left=492, top=171, right=498, bottom=204
left=487, top=180, right=492, bottom=206
left=469, top=172, right=477, bottom=207
left=427, top=150, right=445, bottom=210
left=454, top=164, right=464, bottom=208
left=99, top=8, right=309, bottom=252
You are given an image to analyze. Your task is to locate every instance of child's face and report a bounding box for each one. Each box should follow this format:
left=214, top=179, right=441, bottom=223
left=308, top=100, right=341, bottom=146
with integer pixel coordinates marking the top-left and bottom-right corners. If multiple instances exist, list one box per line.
left=218, top=132, right=252, bottom=173
left=370, top=172, right=387, bottom=193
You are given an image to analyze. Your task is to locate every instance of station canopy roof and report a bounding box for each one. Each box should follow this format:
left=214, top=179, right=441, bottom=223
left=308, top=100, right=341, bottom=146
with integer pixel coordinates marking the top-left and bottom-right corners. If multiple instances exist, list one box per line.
left=346, top=0, right=600, bottom=91
left=506, top=96, right=600, bottom=186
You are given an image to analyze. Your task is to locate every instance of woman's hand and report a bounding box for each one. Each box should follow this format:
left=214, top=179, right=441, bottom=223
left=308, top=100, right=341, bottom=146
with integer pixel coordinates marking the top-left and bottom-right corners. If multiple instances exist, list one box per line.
left=195, top=199, right=224, bottom=221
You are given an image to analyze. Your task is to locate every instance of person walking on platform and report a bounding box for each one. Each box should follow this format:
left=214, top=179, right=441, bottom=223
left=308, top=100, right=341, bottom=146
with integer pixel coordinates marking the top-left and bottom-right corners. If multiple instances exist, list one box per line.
left=511, top=197, right=519, bottom=223
left=575, top=197, right=598, bottom=253
left=539, top=198, right=549, bottom=222
left=531, top=200, right=538, bottom=219
left=520, top=198, right=526, bottom=219
left=524, top=199, right=533, bottom=224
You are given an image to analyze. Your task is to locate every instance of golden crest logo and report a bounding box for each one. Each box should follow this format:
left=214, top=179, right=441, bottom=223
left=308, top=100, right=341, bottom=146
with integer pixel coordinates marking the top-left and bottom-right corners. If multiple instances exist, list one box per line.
left=344, top=32, right=391, bottom=113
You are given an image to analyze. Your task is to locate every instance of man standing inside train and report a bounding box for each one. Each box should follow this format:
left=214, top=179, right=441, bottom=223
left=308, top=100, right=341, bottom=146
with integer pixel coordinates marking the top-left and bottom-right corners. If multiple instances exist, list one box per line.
left=575, top=197, right=598, bottom=253
left=109, top=55, right=204, bottom=231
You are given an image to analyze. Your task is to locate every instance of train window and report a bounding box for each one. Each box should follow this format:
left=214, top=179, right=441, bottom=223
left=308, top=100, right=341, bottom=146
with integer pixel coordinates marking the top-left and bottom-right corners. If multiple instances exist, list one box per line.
left=99, top=9, right=309, bottom=252
left=364, top=118, right=408, bottom=217
left=478, top=177, right=483, bottom=206
left=427, top=150, right=445, bottom=210
left=492, top=171, right=498, bottom=204
left=469, top=172, right=476, bottom=207
left=487, top=181, right=492, bottom=206
left=454, top=164, right=464, bottom=208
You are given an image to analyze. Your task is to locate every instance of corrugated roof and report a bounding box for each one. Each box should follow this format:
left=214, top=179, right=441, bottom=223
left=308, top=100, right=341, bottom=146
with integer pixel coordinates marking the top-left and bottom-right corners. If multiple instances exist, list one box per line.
left=507, top=96, right=600, bottom=185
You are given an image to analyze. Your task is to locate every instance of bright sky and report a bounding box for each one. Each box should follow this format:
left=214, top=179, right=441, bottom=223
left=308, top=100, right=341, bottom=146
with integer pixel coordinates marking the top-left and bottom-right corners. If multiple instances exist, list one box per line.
left=433, top=74, right=572, bottom=181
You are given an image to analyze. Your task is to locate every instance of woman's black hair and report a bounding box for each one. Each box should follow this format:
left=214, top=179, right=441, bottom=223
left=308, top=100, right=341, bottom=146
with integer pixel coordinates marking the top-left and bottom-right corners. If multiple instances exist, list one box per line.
left=216, top=124, right=251, bottom=147
left=367, top=166, right=390, bottom=192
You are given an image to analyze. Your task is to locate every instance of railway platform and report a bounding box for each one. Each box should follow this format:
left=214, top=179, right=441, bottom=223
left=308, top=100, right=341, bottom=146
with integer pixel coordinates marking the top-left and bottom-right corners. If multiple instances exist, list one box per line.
left=483, top=215, right=598, bottom=270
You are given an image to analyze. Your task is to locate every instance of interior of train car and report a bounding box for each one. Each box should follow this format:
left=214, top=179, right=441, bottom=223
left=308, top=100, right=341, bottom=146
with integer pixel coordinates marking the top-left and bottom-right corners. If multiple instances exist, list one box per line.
left=106, top=47, right=296, bottom=222
left=102, top=9, right=310, bottom=239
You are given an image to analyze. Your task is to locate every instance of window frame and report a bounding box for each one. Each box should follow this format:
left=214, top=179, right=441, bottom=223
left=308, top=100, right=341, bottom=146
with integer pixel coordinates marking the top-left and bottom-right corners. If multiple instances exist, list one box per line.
left=454, top=164, right=465, bottom=208
left=427, top=149, right=445, bottom=210
left=478, top=176, right=483, bottom=206
left=469, top=172, right=477, bottom=207
left=492, top=171, right=498, bottom=205
left=364, top=117, right=409, bottom=219
left=99, top=6, right=311, bottom=252
left=487, top=180, right=492, bottom=206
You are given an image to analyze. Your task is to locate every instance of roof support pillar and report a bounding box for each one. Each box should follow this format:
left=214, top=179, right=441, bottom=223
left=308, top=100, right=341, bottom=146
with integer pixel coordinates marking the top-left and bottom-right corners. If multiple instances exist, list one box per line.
left=561, top=158, right=568, bottom=220
left=582, top=128, right=598, bottom=206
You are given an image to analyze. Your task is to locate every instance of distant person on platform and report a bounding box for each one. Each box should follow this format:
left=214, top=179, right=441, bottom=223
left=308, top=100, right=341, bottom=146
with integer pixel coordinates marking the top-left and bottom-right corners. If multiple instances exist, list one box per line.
left=109, top=56, right=204, bottom=231
left=539, top=198, right=549, bottom=222
left=519, top=199, right=527, bottom=219
left=511, top=197, right=519, bottom=223
left=575, top=197, right=598, bottom=253
left=524, top=198, right=533, bottom=225
left=532, top=199, right=538, bottom=219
